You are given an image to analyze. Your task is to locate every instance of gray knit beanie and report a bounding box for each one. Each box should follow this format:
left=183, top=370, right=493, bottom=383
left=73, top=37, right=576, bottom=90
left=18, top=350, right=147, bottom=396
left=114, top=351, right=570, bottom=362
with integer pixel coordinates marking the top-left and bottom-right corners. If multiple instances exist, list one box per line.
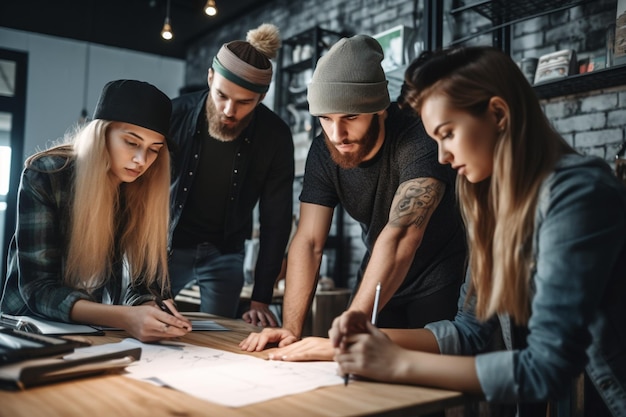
left=307, top=34, right=390, bottom=115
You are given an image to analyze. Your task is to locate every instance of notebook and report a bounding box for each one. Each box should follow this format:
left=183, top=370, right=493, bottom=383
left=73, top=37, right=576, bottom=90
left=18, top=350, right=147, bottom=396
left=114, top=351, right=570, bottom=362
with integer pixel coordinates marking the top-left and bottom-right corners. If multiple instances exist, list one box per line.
left=0, top=326, right=84, bottom=365
left=0, top=314, right=102, bottom=335
left=0, top=340, right=141, bottom=390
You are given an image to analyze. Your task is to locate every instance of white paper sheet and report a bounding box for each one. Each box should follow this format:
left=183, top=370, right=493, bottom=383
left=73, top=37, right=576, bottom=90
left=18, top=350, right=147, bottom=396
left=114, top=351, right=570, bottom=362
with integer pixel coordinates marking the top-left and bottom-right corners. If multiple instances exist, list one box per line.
left=110, top=338, right=343, bottom=407
left=156, top=359, right=343, bottom=407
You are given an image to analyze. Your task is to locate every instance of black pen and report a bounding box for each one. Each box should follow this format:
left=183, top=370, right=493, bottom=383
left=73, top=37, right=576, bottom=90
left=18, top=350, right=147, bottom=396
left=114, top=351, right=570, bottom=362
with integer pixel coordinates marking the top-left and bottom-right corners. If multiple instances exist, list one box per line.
left=155, top=297, right=192, bottom=331
left=155, top=296, right=175, bottom=316
left=345, top=282, right=381, bottom=386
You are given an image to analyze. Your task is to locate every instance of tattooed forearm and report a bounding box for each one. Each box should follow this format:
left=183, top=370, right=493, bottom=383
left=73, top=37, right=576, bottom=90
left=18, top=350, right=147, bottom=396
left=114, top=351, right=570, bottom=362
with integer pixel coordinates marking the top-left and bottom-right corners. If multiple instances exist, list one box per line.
left=388, top=178, right=445, bottom=228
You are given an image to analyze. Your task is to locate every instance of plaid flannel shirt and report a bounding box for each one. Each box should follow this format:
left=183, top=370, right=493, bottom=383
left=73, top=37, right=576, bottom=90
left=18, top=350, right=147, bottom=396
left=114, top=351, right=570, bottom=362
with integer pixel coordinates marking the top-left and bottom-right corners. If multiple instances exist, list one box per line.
left=1, top=155, right=156, bottom=322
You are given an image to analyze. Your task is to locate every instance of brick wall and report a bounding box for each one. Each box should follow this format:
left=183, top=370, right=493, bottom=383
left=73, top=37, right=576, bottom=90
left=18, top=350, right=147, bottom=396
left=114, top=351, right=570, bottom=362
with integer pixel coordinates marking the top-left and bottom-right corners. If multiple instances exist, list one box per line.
left=184, top=0, right=626, bottom=288
left=505, top=0, right=625, bottom=162
left=185, top=0, right=420, bottom=86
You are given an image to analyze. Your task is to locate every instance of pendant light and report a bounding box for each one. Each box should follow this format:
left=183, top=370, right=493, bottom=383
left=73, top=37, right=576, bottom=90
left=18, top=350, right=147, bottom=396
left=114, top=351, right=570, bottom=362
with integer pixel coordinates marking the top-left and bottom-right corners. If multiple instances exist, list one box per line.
left=204, top=0, right=217, bottom=16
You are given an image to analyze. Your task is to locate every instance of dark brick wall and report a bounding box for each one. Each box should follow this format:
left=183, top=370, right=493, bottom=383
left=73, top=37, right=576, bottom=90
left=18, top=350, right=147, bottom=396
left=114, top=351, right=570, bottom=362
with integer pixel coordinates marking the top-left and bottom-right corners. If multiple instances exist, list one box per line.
left=184, top=0, right=626, bottom=287
left=184, top=0, right=420, bottom=86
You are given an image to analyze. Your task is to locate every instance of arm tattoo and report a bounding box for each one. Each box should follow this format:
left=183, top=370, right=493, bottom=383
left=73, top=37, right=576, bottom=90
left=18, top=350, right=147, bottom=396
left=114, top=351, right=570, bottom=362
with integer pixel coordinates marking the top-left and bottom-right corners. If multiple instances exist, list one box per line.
left=389, top=178, right=445, bottom=229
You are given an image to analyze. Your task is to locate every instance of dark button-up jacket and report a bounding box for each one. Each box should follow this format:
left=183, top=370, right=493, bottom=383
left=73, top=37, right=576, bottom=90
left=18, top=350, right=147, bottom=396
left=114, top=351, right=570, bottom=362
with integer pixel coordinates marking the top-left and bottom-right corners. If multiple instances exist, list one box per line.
left=168, top=90, right=294, bottom=304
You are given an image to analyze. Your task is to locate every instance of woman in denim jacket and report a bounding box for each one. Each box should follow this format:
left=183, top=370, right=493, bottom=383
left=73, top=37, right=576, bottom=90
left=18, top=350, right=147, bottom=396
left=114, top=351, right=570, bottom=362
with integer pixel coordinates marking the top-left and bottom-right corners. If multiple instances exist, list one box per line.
left=329, top=46, right=626, bottom=416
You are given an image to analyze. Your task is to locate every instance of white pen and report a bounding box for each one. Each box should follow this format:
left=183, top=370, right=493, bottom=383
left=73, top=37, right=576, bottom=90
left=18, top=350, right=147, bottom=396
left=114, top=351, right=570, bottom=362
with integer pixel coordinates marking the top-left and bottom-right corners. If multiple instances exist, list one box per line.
left=371, top=282, right=381, bottom=325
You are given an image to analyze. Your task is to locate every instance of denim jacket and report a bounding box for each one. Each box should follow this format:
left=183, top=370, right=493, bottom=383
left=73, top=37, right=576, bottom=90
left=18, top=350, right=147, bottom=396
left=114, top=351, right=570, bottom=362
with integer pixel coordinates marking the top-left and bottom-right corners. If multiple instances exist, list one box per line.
left=426, top=154, right=626, bottom=416
left=168, top=90, right=294, bottom=304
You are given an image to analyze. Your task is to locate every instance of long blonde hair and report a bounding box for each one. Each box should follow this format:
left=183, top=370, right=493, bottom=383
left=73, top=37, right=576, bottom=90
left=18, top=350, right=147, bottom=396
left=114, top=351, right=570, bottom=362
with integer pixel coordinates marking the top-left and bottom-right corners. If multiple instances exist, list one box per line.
left=402, top=47, right=574, bottom=324
left=25, top=120, right=170, bottom=295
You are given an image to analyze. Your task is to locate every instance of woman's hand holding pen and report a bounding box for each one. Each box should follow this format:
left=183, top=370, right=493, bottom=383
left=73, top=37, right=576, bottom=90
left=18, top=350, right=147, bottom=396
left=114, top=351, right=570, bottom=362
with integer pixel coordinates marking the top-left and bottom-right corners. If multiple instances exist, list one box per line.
left=70, top=299, right=192, bottom=343
left=329, top=310, right=369, bottom=384
left=329, top=310, right=369, bottom=350
left=154, top=297, right=193, bottom=332
left=122, top=299, right=192, bottom=342
left=329, top=310, right=402, bottom=384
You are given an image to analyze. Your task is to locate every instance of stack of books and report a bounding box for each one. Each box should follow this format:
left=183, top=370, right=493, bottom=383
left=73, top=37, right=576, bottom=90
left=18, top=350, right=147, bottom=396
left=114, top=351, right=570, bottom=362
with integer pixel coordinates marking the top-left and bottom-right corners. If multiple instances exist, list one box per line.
left=0, top=315, right=140, bottom=390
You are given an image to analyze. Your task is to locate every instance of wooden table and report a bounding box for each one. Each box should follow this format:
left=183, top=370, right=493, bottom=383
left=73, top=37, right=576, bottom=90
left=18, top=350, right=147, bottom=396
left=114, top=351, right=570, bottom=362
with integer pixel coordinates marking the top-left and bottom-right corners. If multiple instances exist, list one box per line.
left=0, top=314, right=466, bottom=417
left=177, top=285, right=353, bottom=338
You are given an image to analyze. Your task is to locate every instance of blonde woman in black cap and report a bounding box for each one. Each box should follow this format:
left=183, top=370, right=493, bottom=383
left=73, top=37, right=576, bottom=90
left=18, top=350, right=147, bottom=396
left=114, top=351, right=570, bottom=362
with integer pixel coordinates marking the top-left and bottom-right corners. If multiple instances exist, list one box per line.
left=240, top=35, right=466, bottom=359
left=168, top=23, right=294, bottom=325
left=1, top=80, right=191, bottom=342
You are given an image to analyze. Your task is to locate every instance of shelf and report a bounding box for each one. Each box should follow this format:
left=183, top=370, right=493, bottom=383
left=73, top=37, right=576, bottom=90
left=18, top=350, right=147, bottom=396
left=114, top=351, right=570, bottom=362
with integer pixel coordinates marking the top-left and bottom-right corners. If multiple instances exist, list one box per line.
left=276, top=26, right=344, bottom=142
left=380, top=63, right=626, bottom=102
left=448, top=0, right=591, bottom=46
left=283, top=90, right=308, bottom=107
left=283, top=28, right=344, bottom=48
left=450, top=0, right=589, bottom=24
left=282, top=58, right=314, bottom=74
left=533, top=64, right=626, bottom=99
left=443, top=0, right=626, bottom=99
left=276, top=26, right=348, bottom=286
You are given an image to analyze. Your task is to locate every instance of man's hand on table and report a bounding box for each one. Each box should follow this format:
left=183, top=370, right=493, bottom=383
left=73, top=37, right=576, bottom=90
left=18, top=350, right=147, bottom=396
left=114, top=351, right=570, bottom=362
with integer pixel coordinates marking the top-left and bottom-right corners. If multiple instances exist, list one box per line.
left=242, top=301, right=279, bottom=327
left=239, top=327, right=298, bottom=351
left=267, top=337, right=334, bottom=361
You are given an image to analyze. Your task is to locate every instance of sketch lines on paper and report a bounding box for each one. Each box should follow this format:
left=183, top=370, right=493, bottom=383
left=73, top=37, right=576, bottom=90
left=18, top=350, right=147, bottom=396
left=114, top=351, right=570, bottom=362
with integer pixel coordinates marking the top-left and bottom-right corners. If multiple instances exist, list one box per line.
left=116, top=338, right=343, bottom=407
left=120, top=338, right=258, bottom=379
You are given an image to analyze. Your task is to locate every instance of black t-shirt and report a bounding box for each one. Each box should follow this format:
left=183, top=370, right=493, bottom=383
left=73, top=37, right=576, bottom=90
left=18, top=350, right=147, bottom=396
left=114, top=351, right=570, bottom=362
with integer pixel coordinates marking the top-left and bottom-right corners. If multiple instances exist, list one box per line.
left=300, top=104, right=467, bottom=302
left=172, top=117, right=240, bottom=247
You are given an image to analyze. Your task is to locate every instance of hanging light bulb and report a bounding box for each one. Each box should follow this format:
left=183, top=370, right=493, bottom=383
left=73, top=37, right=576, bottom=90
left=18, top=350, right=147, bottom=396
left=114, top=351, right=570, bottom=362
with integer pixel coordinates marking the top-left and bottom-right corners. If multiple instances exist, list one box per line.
left=161, top=17, right=173, bottom=40
left=204, top=0, right=217, bottom=16
left=161, top=0, right=173, bottom=40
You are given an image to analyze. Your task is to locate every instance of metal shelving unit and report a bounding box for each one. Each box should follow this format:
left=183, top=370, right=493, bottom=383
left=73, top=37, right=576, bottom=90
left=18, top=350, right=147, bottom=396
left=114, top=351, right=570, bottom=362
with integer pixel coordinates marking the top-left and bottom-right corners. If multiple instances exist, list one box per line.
left=533, top=64, right=626, bottom=99
left=275, top=26, right=349, bottom=288
left=274, top=26, right=345, bottom=143
left=428, top=0, right=626, bottom=99
left=450, top=0, right=589, bottom=23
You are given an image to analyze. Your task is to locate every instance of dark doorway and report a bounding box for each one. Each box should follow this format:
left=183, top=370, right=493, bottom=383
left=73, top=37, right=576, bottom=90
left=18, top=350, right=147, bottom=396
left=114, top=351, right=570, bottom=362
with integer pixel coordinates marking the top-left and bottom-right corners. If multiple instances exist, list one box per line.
left=0, top=48, right=27, bottom=280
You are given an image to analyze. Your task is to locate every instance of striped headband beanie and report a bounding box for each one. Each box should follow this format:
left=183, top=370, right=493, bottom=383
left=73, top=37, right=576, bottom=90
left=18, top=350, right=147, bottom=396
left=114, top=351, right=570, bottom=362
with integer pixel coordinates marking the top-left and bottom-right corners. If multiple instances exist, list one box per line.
left=212, top=23, right=281, bottom=94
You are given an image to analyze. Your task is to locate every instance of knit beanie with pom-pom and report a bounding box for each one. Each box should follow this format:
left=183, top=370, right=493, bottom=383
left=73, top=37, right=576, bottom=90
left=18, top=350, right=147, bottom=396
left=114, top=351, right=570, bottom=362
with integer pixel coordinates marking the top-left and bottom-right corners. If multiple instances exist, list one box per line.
left=212, top=23, right=281, bottom=93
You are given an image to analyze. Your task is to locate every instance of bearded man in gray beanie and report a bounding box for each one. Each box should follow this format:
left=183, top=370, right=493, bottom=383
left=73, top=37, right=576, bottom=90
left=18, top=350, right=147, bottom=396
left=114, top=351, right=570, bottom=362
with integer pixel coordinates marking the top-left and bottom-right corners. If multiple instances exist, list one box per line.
left=241, top=34, right=467, bottom=359
left=168, top=24, right=294, bottom=324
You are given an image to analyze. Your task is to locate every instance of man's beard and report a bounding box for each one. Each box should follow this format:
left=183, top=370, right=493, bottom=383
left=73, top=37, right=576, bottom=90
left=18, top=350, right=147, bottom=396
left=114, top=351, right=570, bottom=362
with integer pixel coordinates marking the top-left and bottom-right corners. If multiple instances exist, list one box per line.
left=324, top=114, right=380, bottom=169
left=206, top=97, right=254, bottom=142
